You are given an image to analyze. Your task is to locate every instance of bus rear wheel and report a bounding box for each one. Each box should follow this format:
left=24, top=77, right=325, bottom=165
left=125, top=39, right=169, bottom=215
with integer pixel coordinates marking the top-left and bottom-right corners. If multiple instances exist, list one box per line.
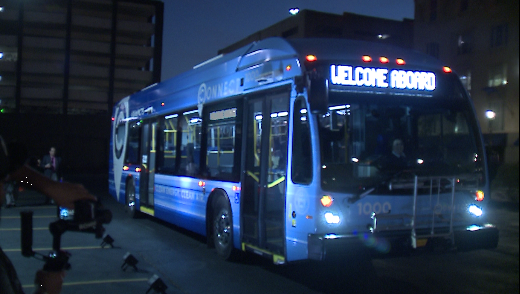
left=125, top=181, right=139, bottom=218
left=213, top=196, right=234, bottom=260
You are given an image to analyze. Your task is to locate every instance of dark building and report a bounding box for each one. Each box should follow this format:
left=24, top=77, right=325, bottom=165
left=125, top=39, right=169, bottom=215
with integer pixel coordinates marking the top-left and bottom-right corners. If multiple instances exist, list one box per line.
left=0, top=0, right=163, bottom=172
left=414, top=0, right=519, bottom=164
left=219, top=9, right=414, bottom=54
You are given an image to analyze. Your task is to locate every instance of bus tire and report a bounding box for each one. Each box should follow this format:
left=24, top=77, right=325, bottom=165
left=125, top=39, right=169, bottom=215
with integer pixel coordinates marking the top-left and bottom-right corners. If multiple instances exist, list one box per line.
left=125, top=179, right=140, bottom=218
left=212, top=196, right=234, bottom=260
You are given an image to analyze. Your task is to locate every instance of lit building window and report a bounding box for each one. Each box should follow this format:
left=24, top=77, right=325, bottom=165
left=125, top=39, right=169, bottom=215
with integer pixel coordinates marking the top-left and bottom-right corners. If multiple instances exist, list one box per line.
left=488, top=64, right=507, bottom=87
left=459, top=71, right=471, bottom=91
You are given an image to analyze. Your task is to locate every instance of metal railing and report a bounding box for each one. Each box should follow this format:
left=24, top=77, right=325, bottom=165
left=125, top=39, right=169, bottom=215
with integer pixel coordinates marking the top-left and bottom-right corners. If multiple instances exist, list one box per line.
left=371, top=176, right=456, bottom=248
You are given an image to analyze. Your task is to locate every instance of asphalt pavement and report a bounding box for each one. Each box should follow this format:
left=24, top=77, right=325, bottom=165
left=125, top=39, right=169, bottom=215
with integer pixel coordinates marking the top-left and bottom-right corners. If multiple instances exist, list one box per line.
left=1, top=174, right=171, bottom=294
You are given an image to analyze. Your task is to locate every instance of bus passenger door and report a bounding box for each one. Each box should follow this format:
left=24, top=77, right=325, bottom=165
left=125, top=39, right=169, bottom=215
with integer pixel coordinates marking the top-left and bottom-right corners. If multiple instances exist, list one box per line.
left=242, top=90, right=289, bottom=256
left=139, top=121, right=157, bottom=215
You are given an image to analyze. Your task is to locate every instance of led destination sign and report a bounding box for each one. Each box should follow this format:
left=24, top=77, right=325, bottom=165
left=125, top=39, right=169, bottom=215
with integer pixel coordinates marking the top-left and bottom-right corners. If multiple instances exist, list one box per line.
left=330, top=65, right=436, bottom=91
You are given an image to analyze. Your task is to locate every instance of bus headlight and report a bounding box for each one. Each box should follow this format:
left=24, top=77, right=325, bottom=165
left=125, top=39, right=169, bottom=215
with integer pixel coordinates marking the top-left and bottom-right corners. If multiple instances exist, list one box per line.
left=324, top=212, right=340, bottom=224
left=468, top=204, right=483, bottom=217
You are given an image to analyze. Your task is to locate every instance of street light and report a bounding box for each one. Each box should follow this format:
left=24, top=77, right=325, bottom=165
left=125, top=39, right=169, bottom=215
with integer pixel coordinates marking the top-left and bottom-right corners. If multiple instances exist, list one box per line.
left=485, top=109, right=496, bottom=133
left=289, top=8, right=299, bottom=15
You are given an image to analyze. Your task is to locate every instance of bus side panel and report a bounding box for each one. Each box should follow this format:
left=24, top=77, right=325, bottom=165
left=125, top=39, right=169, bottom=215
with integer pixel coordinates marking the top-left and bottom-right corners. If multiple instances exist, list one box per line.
left=285, top=182, right=320, bottom=262
left=152, top=175, right=241, bottom=249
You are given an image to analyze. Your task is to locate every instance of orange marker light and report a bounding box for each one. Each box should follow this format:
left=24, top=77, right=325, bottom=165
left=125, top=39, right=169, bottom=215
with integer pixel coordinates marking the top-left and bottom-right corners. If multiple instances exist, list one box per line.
left=123, top=166, right=129, bottom=171
left=443, top=66, right=452, bottom=73
left=362, top=55, right=372, bottom=62
left=306, top=55, right=317, bottom=62
left=320, top=195, right=333, bottom=207
left=161, top=102, right=165, bottom=106
left=286, top=65, right=292, bottom=71
left=396, top=58, right=406, bottom=65
left=135, top=167, right=142, bottom=172
left=380, top=57, right=389, bottom=63
left=475, top=190, right=484, bottom=202
left=198, top=181, right=205, bottom=187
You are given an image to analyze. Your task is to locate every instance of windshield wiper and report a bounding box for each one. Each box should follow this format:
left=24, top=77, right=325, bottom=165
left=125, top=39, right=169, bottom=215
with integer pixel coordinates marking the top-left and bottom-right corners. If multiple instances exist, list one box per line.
left=347, top=187, right=376, bottom=204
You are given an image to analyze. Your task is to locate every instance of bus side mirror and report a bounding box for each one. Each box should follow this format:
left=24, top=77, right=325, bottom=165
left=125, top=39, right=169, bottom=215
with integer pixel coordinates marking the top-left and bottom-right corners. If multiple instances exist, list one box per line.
left=308, top=77, right=329, bottom=114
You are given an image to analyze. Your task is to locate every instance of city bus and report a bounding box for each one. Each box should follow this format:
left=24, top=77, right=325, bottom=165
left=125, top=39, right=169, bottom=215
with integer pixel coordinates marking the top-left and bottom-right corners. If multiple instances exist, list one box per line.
left=109, top=37, right=498, bottom=264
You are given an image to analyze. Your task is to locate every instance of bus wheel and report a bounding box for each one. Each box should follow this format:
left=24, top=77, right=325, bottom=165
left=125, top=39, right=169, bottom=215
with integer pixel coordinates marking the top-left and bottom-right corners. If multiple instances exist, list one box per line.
left=125, top=181, right=139, bottom=218
left=213, top=196, right=234, bottom=259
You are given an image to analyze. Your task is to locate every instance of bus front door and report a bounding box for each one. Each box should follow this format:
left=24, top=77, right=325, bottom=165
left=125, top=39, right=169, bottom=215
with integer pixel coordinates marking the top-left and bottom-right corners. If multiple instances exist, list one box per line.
left=139, top=121, right=157, bottom=215
left=242, top=90, right=289, bottom=257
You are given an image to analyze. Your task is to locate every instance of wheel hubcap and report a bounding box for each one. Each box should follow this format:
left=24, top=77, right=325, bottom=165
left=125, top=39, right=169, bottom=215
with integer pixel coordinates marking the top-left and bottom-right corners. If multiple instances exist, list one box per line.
left=215, top=211, right=230, bottom=246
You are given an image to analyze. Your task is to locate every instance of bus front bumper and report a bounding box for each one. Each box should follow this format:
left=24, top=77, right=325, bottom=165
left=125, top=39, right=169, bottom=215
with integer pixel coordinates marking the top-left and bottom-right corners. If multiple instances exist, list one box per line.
left=308, top=224, right=499, bottom=261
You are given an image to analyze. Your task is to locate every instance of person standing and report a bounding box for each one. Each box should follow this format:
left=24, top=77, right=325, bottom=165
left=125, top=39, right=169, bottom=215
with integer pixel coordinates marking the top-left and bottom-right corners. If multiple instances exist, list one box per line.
left=40, top=147, right=62, bottom=204
left=40, top=147, right=61, bottom=182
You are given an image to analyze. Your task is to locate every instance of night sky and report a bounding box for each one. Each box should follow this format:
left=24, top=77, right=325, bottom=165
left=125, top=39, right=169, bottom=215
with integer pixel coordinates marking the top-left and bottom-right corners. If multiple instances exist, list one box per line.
left=160, top=0, right=415, bottom=81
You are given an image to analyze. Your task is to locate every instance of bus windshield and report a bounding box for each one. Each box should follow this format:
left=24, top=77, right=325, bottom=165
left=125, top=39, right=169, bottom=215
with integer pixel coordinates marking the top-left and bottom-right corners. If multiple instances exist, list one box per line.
left=318, top=89, right=485, bottom=193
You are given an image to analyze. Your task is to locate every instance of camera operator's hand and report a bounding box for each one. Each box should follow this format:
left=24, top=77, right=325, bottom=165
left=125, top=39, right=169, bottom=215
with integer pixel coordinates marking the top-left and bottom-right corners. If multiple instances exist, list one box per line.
left=10, top=164, right=97, bottom=209
left=34, top=269, right=65, bottom=294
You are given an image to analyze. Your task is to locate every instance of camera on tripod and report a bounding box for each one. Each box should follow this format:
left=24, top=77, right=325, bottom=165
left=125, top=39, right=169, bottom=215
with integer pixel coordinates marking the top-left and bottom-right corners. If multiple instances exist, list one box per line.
left=21, top=199, right=112, bottom=271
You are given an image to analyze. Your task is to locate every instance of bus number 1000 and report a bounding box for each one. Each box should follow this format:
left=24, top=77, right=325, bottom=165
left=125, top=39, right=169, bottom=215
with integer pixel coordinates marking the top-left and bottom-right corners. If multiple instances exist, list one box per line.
left=357, top=202, right=391, bottom=215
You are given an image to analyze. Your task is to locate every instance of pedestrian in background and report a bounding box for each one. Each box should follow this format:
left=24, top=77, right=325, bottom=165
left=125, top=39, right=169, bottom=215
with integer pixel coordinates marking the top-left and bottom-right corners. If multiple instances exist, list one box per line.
left=40, top=147, right=62, bottom=182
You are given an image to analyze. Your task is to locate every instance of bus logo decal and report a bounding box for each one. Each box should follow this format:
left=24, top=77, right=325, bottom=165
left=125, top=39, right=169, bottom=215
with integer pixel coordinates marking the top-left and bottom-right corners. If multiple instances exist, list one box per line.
left=112, top=96, right=130, bottom=201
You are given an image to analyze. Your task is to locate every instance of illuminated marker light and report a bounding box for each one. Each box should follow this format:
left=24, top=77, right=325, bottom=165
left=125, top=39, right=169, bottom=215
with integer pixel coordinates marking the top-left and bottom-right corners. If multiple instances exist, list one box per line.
left=135, top=167, right=142, bottom=172
left=417, top=159, right=424, bottom=164
left=443, top=66, right=452, bottom=73
left=475, top=190, right=484, bottom=202
left=396, top=58, right=406, bottom=65
left=123, top=166, right=130, bottom=171
left=198, top=181, right=205, bottom=187
left=285, top=65, right=291, bottom=71
left=161, top=102, right=165, bottom=106
left=232, top=185, right=240, bottom=191
left=324, top=212, right=340, bottom=224
left=306, top=55, right=317, bottom=62
left=362, top=55, right=372, bottom=62
left=379, top=57, right=389, bottom=63
left=320, top=195, right=333, bottom=207
left=468, top=204, right=483, bottom=217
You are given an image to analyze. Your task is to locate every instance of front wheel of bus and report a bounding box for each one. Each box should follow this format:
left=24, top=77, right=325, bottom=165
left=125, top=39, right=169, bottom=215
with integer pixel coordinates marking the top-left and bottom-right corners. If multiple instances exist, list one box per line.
left=213, top=196, right=234, bottom=260
left=125, top=181, right=139, bottom=218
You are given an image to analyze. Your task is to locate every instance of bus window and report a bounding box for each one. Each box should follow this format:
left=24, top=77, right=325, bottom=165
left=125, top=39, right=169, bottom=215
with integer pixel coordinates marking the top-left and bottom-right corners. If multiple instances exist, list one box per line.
left=180, top=109, right=202, bottom=176
left=319, top=92, right=484, bottom=193
left=206, top=104, right=239, bottom=181
left=125, top=121, right=141, bottom=164
left=159, top=113, right=178, bottom=174
left=291, top=98, right=312, bottom=184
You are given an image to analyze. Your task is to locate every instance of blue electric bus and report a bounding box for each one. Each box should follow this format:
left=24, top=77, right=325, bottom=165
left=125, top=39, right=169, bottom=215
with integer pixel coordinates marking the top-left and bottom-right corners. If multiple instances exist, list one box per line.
left=109, top=38, right=498, bottom=264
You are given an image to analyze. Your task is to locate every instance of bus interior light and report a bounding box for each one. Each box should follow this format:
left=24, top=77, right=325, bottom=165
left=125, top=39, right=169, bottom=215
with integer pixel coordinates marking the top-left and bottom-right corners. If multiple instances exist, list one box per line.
left=321, top=195, right=333, bottom=207
left=362, top=55, right=372, bottom=62
left=379, top=57, right=389, bottom=63
left=306, top=55, right=317, bottom=62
